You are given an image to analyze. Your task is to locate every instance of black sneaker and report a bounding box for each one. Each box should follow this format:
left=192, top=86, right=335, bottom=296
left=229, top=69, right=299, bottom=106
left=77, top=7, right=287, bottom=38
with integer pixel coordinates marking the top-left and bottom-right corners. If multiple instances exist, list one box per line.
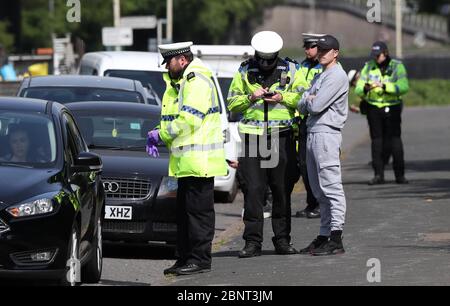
left=299, top=236, right=329, bottom=255
left=368, top=175, right=385, bottom=185
left=176, top=263, right=211, bottom=275
left=311, top=240, right=345, bottom=256
left=273, top=238, right=298, bottom=255
left=238, top=242, right=262, bottom=258
left=295, top=209, right=307, bottom=218
left=163, top=260, right=184, bottom=275
left=306, top=208, right=320, bottom=219
left=396, top=176, right=409, bottom=184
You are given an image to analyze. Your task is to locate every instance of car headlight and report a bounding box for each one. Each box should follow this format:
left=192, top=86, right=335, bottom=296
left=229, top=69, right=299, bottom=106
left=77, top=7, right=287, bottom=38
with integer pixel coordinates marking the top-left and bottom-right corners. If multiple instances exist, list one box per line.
left=157, top=177, right=178, bottom=198
left=7, top=199, right=54, bottom=218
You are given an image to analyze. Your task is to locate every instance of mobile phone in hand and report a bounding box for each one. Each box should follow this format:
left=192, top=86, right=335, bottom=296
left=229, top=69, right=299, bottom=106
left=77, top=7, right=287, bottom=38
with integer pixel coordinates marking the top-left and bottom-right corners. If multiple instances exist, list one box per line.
left=263, top=91, right=276, bottom=97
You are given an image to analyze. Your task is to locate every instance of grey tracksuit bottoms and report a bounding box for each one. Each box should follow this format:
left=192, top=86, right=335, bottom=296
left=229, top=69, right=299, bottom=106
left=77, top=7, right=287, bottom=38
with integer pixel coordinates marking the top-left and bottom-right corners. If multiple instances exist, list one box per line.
left=306, top=132, right=346, bottom=236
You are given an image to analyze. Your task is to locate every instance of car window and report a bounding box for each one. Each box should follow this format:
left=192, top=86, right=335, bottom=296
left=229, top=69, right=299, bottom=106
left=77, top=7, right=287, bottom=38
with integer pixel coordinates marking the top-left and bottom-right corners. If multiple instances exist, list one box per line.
left=72, top=110, right=166, bottom=152
left=104, top=70, right=166, bottom=99
left=22, top=87, right=144, bottom=104
left=65, top=113, right=87, bottom=153
left=0, top=111, right=57, bottom=167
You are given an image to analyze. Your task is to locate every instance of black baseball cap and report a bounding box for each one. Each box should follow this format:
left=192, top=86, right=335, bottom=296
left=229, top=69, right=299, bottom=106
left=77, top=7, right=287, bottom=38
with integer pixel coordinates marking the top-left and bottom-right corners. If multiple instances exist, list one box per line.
left=370, top=41, right=388, bottom=57
left=316, top=35, right=340, bottom=51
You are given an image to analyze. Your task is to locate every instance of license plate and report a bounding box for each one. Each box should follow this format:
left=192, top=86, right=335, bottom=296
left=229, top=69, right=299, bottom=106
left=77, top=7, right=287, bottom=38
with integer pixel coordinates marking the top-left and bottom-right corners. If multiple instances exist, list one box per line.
left=105, top=206, right=132, bottom=220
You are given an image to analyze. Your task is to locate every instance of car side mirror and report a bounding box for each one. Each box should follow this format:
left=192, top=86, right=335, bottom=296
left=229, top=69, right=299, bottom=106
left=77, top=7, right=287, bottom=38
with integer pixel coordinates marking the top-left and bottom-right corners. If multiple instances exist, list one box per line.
left=72, top=152, right=102, bottom=173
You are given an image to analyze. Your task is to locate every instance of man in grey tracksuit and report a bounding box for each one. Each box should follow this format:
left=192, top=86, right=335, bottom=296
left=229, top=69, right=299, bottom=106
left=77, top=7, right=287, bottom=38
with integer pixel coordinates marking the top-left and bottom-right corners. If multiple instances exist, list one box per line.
left=297, top=35, right=349, bottom=256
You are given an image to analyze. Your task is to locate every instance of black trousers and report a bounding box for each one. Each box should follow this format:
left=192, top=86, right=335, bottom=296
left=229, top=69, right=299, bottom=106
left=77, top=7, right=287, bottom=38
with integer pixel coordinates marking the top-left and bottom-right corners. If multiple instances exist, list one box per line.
left=297, top=117, right=319, bottom=210
left=367, top=103, right=405, bottom=178
left=176, top=177, right=215, bottom=268
left=239, top=130, right=295, bottom=245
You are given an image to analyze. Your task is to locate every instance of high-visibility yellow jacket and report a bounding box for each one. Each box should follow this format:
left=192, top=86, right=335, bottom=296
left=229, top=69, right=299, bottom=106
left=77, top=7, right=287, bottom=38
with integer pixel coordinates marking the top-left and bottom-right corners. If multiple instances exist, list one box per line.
left=159, top=58, right=227, bottom=178
left=297, top=59, right=322, bottom=119
left=355, top=58, right=409, bottom=108
left=227, top=58, right=308, bottom=135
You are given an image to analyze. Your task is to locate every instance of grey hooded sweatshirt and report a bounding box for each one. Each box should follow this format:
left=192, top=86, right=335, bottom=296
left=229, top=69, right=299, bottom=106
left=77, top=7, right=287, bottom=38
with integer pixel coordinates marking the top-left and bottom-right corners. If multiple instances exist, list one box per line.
left=298, top=63, right=349, bottom=133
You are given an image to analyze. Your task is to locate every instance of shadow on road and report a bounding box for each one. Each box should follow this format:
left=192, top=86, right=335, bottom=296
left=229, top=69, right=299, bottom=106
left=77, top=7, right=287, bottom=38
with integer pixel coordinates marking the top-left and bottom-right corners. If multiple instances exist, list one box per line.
left=212, top=250, right=287, bottom=258
left=104, top=242, right=176, bottom=260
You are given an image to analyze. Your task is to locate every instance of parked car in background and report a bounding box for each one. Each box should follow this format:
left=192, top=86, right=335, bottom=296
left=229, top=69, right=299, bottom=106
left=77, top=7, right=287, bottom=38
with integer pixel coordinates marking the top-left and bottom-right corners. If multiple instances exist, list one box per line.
left=65, top=102, right=177, bottom=244
left=16, top=75, right=158, bottom=105
left=79, top=51, right=241, bottom=202
left=0, top=97, right=104, bottom=286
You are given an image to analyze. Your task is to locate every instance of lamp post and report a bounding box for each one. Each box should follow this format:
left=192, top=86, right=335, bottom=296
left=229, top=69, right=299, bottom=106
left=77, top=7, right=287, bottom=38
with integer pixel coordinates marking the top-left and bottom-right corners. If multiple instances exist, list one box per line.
left=395, top=0, right=403, bottom=58
left=113, top=0, right=121, bottom=51
left=167, top=0, right=173, bottom=43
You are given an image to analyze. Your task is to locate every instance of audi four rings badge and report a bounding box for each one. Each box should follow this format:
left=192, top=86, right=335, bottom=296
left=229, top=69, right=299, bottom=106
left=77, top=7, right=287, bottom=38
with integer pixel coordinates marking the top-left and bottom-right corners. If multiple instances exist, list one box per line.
left=103, top=182, right=120, bottom=193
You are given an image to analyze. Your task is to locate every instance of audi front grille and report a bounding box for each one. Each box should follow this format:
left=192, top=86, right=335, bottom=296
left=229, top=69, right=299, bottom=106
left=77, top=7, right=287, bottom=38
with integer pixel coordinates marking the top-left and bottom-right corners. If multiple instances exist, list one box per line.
left=103, top=220, right=146, bottom=234
left=102, top=177, right=151, bottom=200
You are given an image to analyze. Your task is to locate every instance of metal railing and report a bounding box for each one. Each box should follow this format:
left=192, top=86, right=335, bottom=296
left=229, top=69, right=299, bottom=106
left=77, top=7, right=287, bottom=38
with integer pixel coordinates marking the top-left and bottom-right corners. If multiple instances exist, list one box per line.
left=285, top=0, right=449, bottom=43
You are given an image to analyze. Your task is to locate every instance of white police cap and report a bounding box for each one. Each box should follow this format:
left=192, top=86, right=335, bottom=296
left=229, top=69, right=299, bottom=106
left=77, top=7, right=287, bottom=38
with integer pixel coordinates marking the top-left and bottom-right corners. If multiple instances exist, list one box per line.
left=158, top=41, right=193, bottom=64
left=251, top=31, right=283, bottom=59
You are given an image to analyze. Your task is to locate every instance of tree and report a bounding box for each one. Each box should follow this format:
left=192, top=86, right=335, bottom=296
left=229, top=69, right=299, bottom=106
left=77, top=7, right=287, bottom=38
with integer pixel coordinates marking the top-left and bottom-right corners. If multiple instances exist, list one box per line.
left=16, top=0, right=281, bottom=53
left=0, top=21, right=14, bottom=52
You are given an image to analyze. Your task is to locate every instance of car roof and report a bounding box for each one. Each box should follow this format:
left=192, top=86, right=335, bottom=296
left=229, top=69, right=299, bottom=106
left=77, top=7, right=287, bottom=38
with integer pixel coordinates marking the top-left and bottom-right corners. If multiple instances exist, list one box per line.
left=81, top=51, right=165, bottom=72
left=26, top=75, right=138, bottom=91
left=0, top=97, right=50, bottom=113
left=191, top=46, right=254, bottom=78
left=65, top=101, right=161, bottom=115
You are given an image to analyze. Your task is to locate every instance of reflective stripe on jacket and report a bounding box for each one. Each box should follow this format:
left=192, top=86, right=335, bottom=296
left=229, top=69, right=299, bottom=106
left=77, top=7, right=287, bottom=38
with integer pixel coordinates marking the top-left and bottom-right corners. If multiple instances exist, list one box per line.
left=159, top=58, right=227, bottom=178
left=355, top=59, right=409, bottom=108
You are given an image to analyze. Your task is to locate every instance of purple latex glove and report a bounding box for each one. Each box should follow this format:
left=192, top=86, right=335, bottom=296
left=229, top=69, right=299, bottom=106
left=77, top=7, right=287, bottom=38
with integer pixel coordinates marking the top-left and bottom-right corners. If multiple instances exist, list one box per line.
left=147, top=130, right=160, bottom=146
left=146, top=130, right=160, bottom=158
left=146, top=144, right=159, bottom=158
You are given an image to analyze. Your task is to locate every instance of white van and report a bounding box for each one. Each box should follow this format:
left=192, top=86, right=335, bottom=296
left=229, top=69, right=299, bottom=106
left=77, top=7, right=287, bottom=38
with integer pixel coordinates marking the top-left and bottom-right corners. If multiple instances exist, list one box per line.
left=79, top=51, right=240, bottom=202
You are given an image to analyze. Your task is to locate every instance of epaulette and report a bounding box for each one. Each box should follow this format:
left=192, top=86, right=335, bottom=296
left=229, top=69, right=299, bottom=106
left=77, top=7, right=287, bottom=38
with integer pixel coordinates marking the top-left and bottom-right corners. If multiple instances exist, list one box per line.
left=240, top=59, right=250, bottom=67
left=187, top=72, right=196, bottom=81
left=284, top=57, right=299, bottom=65
left=238, top=59, right=251, bottom=73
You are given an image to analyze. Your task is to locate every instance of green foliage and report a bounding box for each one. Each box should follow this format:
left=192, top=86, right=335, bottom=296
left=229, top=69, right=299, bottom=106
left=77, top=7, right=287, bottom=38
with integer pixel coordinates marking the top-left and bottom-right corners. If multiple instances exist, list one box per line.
left=348, top=79, right=450, bottom=107
left=15, top=0, right=281, bottom=52
left=172, top=0, right=279, bottom=44
left=404, top=80, right=450, bottom=106
left=0, top=21, right=14, bottom=51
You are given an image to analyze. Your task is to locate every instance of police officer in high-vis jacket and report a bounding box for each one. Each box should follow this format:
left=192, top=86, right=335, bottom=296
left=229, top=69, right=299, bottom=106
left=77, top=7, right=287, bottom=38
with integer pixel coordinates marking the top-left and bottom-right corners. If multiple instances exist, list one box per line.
left=294, top=33, right=324, bottom=219
left=150, top=42, right=227, bottom=275
left=228, top=31, right=305, bottom=258
left=355, top=41, right=409, bottom=185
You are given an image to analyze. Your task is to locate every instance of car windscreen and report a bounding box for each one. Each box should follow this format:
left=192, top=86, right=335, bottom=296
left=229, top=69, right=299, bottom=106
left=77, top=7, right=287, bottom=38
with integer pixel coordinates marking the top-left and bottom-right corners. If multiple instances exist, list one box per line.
left=0, top=111, right=57, bottom=168
left=104, top=70, right=166, bottom=101
left=22, top=87, right=144, bottom=104
left=71, top=110, right=167, bottom=153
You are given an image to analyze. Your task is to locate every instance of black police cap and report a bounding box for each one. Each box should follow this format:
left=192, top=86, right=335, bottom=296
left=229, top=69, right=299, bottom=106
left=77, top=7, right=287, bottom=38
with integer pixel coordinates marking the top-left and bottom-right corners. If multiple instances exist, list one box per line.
left=316, top=35, right=340, bottom=51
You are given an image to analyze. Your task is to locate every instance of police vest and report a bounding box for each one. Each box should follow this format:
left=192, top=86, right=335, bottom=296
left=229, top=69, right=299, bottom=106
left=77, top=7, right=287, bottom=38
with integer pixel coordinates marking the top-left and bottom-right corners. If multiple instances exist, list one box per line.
left=227, top=58, right=306, bottom=135
left=355, top=59, right=409, bottom=108
left=159, top=58, right=227, bottom=178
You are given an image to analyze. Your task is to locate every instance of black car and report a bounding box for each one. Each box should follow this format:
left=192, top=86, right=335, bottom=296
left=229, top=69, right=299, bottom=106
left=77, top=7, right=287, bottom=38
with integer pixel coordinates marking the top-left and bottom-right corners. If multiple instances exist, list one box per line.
left=17, top=75, right=159, bottom=105
left=0, top=97, right=104, bottom=285
left=66, top=102, right=177, bottom=244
